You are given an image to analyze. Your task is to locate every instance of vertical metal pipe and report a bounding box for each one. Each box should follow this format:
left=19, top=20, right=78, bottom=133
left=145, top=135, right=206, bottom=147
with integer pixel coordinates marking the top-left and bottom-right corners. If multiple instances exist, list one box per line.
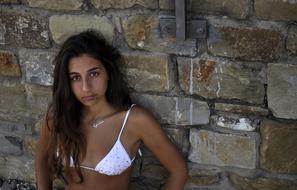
left=175, top=0, right=186, bottom=40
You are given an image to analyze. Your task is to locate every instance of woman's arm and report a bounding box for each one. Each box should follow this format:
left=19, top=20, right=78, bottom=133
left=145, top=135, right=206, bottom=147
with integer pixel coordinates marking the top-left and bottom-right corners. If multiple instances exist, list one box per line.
left=132, top=107, right=188, bottom=190
left=35, top=117, right=53, bottom=190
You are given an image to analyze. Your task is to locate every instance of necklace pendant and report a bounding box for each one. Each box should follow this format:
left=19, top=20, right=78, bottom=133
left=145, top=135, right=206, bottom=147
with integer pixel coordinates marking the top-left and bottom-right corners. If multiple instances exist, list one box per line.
left=91, top=120, right=104, bottom=128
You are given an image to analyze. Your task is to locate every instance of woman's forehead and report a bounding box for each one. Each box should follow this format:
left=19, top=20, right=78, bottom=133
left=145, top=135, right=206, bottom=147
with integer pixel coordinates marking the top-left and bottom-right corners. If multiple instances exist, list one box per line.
left=68, top=54, right=104, bottom=73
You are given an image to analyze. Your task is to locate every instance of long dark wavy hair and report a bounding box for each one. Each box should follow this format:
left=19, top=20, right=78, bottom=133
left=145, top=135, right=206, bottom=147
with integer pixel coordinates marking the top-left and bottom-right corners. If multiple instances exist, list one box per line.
left=46, top=30, right=131, bottom=183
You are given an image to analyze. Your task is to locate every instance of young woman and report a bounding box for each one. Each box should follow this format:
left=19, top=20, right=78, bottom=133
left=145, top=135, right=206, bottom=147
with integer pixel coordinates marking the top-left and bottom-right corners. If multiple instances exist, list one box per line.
left=35, top=30, right=188, bottom=190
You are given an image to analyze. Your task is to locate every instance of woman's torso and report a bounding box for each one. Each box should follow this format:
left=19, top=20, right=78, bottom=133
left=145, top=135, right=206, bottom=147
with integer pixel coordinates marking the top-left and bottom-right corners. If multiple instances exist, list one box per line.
left=63, top=105, right=140, bottom=190
left=64, top=167, right=132, bottom=190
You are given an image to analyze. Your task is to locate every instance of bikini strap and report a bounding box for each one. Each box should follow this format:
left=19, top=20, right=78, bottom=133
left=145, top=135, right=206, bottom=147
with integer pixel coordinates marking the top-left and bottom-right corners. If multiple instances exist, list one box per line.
left=118, top=104, right=136, bottom=139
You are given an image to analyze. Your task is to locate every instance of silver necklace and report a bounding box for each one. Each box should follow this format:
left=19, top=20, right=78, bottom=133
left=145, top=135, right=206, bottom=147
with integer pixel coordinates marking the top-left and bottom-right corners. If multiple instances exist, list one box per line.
left=91, top=118, right=105, bottom=128
left=89, top=110, right=120, bottom=128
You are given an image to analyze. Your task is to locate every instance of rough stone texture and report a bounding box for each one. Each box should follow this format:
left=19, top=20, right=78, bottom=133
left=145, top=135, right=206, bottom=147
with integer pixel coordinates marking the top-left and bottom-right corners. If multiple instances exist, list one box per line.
left=260, top=119, right=297, bottom=173
left=0, top=51, right=21, bottom=77
left=215, top=103, right=269, bottom=116
left=25, top=84, right=52, bottom=114
left=178, top=57, right=266, bottom=104
left=122, top=15, right=197, bottom=56
left=189, top=129, right=256, bottom=169
left=129, top=177, right=161, bottom=190
left=131, top=93, right=210, bottom=125
left=0, top=120, right=31, bottom=136
left=0, top=83, right=26, bottom=113
left=287, top=25, right=297, bottom=55
left=0, top=12, right=49, bottom=48
left=0, top=156, right=35, bottom=182
left=19, top=49, right=55, bottom=86
left=25, top=0, right=83, bottom=10
left=141, top=163, right=168, bottom=181
left=49, top=15, right=114, bottom=45
left=185, top=163, right=221, bottom=189
left=268, top=63, right=297, bottom=119
left=210, top=115, right=259, bottom=131
left=0, top=179, right=37, bottom=190
left=164, top=127, right=189, bottom=154
left=254, top=0, right=297, bottom=21
left=192, top=0, right=248, bottom=19
left=23, top=136, right=37, bottom=157
left=91, top=0, right=158, bottom=9
left=0, top=0, right=19, bottom=3
left=208, top=21, right=282, bottom=61
left=0, top=135, right=22, bottom=156
left=122, top=52, right=169, bottom=92
left=230, top=173, right=297, bottom=190
left=131, top=93, right=175, bottom=124
left=176, top=97, right=210, bottom=125
left=159, top=0, right=174, bottom=10
left=33, top=119, right=43, bottom=136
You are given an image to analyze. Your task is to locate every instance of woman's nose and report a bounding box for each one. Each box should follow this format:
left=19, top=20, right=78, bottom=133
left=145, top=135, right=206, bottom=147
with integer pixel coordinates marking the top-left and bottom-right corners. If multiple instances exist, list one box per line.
left=82, top=78, right=91, bottom=92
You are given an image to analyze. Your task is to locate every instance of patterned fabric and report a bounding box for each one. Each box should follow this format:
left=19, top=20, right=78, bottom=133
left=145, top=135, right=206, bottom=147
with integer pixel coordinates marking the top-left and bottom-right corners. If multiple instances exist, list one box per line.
left=70, top=104, right=142, bottom=176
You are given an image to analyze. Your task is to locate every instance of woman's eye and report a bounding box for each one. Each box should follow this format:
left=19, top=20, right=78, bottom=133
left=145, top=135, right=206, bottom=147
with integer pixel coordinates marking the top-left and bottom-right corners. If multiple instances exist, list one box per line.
left=70, top=75, right=80, bottom=81
left=90, top=71, right=99, bottom=77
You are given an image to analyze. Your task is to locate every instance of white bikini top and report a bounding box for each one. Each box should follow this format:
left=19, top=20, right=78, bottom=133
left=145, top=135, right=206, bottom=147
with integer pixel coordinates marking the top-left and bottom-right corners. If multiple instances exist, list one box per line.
left=70, top=104, right=141, bottom=176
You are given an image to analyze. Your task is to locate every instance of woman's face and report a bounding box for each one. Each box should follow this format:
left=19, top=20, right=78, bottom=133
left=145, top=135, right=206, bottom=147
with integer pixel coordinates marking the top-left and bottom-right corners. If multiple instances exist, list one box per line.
left=68, top=54, right=109, bottom=107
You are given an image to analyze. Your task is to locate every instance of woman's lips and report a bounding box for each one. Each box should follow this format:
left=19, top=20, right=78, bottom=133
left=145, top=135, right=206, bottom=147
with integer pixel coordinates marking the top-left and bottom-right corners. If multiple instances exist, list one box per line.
left=81, top=95, right=96, bottom=101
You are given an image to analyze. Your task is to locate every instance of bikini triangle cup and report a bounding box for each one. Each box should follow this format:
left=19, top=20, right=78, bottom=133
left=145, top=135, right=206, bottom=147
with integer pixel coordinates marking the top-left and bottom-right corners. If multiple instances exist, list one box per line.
left=70, top=104, right=142, bottom=176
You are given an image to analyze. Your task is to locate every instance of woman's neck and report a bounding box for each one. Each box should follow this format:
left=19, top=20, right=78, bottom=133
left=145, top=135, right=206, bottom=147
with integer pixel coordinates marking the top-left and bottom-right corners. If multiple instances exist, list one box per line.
left=82, top=100, right=118, bottom=122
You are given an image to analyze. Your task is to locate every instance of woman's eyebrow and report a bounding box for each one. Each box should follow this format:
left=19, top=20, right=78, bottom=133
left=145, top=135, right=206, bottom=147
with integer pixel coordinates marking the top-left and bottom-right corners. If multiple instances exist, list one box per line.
left=88, top=66, right=101, bottom=72
left=69, top=72, right=79, bottom=75
left=69, top=66, right=101, bottom=75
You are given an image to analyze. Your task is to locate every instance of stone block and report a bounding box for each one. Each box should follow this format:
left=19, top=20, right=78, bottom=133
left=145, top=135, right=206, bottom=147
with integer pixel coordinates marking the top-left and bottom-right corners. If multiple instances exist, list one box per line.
left=164, top=127, right=188, bottom=154
left=260, top=119, right=297, bottom=173
left=0, top=135, right=23, bottom=156
left=122, top=52, right=170, bottom=92
left=141, top=163, right=168, bottom=180
left=185, top=163, right=220, bottom=188
left=33, top=118, right=44, bottom=136
left=0, top=0, right=19, bottom=3
left=131, top=93, right=210, bottom=125
left=25, top=84, right=52, bottom=114
left=129, top=177, right=161, bottom=190
left=192, top=0, right=248, bottom=19
left=208, top=19, right=282, bottom=61
left=286, top=25, right=297, bottom=55
left=0, top=12, right=49, bottom=48
left=122, top=15, right=197, bottom=56
left=0, top=156, right=35, bottom=182
left=210, top=114, right=259, bottom=131
left=188, top=129, right=256, bottom=169
left=230, top=173, right=297, bottom=190
left=19, top=49, right=55, bottom=86
left=254, top=0, right=297, bottom=21
left=49, top=15, right=114, bottom=45
left=91, top=0, right=158, bottom=9
left=215, top=103, right=269, bottom=116
left=0, top=51, right=21, bottom=77
left=176, top=97, right=210, bottom=125
left=159, top=0, right=174, bottom=10
left=24, top=136, right=38, bottom=157
left=0, top=83, right=26, bottom=113
left=268, top=63, right=297, bottom=119
left=25, top=0, right=83, bottom=10
left=131, top=93, right=176, bottom=124
left=0, top=120, right=32, bottom=135
left=178, top=57, right=266, bottom=104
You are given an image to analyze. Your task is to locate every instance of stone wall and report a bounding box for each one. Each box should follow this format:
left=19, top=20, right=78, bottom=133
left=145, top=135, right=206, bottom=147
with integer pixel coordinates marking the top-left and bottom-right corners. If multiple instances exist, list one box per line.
left=0, top=0, right=297, bottom=189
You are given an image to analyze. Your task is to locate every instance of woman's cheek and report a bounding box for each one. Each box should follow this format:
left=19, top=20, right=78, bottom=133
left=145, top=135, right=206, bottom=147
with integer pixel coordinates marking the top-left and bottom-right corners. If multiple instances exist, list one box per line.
left=71, top=83, right=81, bottom=97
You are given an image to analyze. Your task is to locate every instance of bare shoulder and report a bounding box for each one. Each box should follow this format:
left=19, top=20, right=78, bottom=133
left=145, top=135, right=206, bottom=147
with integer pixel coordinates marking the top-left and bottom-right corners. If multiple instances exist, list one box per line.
left=128, top=105, right=161, bottom=137
left=129, top=105, right=156, bottom=125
